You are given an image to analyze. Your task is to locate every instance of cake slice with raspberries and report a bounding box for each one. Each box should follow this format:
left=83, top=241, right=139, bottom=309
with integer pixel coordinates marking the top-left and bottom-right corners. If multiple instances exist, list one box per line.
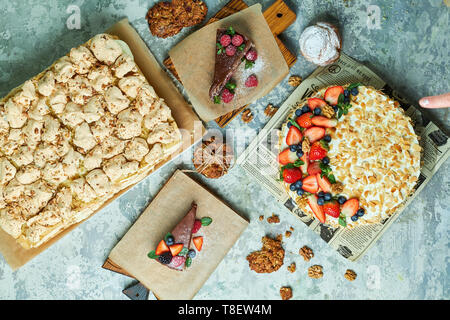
left=277, top=84, right=421, bottom=228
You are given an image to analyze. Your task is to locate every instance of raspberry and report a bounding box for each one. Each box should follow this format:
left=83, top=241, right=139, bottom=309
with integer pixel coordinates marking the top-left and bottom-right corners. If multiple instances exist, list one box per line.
left=225, top=45, right=236, bottom=56
left=220, top=34, right=231, bottom=47
left=245, top=75, right=258, bottom=88
left=245, top=49, right=258, bottom=61
left=171, top=255, right=186, bottom=268
left=221, top=88, right=235, bottom=103
left=231, top=34, right=244, bottom=46
left=192, top=220, right=202, bottom=233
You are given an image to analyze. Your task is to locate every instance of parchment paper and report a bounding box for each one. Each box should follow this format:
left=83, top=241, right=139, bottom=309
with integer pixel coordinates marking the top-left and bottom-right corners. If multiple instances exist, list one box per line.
left=169, top=4, right=289, bottom=122
left=0, top=19, right=205, bottom=271
left=108, top=170, right=248, bottom=300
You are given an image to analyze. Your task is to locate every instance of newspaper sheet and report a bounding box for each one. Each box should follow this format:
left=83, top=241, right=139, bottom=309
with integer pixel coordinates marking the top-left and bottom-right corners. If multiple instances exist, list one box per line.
left=236, top=54, right=450, bottom=261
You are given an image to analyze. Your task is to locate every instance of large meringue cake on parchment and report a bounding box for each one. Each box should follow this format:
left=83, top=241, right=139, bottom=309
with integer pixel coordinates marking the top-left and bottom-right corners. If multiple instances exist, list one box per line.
left=0, top=33, right=182, bottom=249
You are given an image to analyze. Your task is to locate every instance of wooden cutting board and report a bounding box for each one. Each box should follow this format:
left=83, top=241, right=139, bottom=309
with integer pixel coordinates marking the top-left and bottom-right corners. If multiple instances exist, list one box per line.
left=164, top=0, right=297, bottom=127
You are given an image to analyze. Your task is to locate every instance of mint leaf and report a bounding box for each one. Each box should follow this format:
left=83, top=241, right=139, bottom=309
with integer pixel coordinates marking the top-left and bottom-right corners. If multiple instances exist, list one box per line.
left=216, top=43, right=223, bottom=55
left=164, top=232, right=172, bottom=242
left=338, top=216, right=347, bottom=227
left=347, top=82, right=362, bottom=90
left=178, top=247, right=189, bottom=257
left=238, top=44, right=245, bottom=51
left=147, top=250, right=159, bottom=259
left=201, top=217, right=213, bottom=226
left=225, top=82, right=236, bottom=91
left=214, top=96, right=221, bottom=104
left=328, top=174, right=337, bottom=184
left=185, top=257, right=192, bottom=267
left=245, top=59, right=255, bottom=69
left=338, top=93, right=344, bottom=104
left=288, top=118, right=302, bottom=131
left=227, top=26, right=235, bottom=36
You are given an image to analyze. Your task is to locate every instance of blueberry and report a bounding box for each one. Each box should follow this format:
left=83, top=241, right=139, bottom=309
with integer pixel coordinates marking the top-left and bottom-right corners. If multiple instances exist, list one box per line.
left=344, top=89, right=350, bottom=97
left=290, top=145, right=297, bottom=152
left=351, top=87, right=359, bottom=96
left=323, top=135, right=331, bottom=143
left=313, top=107, right=321, bottom=115
left=290, top=184, right=297, bottom=191
left=297, top=189, right=304, bottom=196
left=188, top=249, right=196, bottom=258
left=324, top=193, right=332, bottom=201
left=318, top=191, right=325, bottom=197
left=296, top=144, right=303, bottom=151
left=302, top=105, right=310, bottom=113
left=165, top=235, right=174, bottom=246
left=322, top=156, right=330, bottom=165
left=337, top=196, right=346, bottom=204
left=344, top=97, right=350, bottom=104
left=295, top=180, right=303, bottom=188
left=332, top=106, right=338, bottom=112
left=317, top=197, right=325, bottom=205
left=296, top=150, right=304, bottom=157
left=287, top=122, right=292, bottom=128
left=357, top=208, right=365, bottom=217
left=351, top=215, right=358, bottom=222
left=295, top=109, right=302, bottom=117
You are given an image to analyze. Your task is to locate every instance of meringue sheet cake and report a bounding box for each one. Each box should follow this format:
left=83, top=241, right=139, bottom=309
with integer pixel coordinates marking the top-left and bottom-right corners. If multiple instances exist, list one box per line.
left=0, top=33, right=182, bottom=249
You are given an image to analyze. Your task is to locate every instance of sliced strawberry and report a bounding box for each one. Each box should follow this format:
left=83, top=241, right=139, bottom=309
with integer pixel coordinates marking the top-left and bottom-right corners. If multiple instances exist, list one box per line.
left=316, top=173, right=331, bottom=193
left=307, top=194, right=326, bottom=223
left=307, top=98, right=328, bottom=110
left=323, top=200, right=340, bottom=218
left=307, top=161, right=322, bottom=176
left=155, top=239, right=169, bottom=255
left=300, top=153, right=309, bottom=174
left=341, top=198, right=359, bottom=217
left=296, top=112, right=313, bottom=128
left=169, top=244, right=184, bottom=256
left=303, top=126, right=325, bottom=143
left=309, top=141, right=328, bottom=161
left=282, top=167, right=303, bottom=183
left=324, top=86, right=344, bottom=105
left=302, top=175, right=319, bottom=193
left=286, top=126, right=302, bottom=145
left=277, top=148, right=298, bottom=165
left=193, top=236, right=203, bottom=251
left=311, top=116, right=338, bottom=128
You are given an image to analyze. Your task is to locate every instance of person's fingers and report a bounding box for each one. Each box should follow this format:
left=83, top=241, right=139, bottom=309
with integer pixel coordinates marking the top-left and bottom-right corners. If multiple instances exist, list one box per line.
left=419, top=93, right=450, bottom=109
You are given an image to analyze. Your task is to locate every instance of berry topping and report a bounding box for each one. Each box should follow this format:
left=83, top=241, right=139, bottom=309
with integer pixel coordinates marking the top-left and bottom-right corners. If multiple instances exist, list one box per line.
left=192, top=220, right=202, bottom=233
left=225, top=44, right=237, bottom=56
left=282, top=167, right=303, bottom=184
left=324, top=86, right=344, bottom=105
left=220, top=34, right=231, bottom=47
left=286, top=126, right=303, bottom=145
left=300, top=153, right=309, bottom=173
left=323, top=200, right=340, bottom=218
left=303, top=126, right=325, bottom=143
left=317, top=197, right=325, bottom=205
left=307, top=161, right=322, bottom=176
left=290, top=184, right=297, bottom=191
left=221, top=88, right=235, bottom=103
left=296, top=150, right=304, bottom=157
left=302, top=175, right=319, bottom=193
left=357, top=208, right=365, bottom=217
left=165, top=235, right=175, bottom=246
left=316, top=173, right=332, bottom=193
left=155, top=239, right=169, bottom=255
left=295, top=109, right=303, bottom=117
left=323, top=135, right=331, bottom=142
left=307, top=194, right=326, bottom=223
left=307, top=98, right=328, bottom=110
left=344, top=89, right=350, bottom=97
left=277, top=148, right=298, bottom=165
left=311, top=116, right=338, bottom=128
left=231, top=34, right=244, bottom=46
left=322, top=156, right=330, bottom=165
left=245, top=74, right=258, bottom=87
left=341, top=198, right=359, bottom=217
left=323, top=193, right=332, bottom=201
left=351, top=215, right=358, bottom=222
left=301, top=105, right=310, bottom=113
left=313, top=107, right=322, bottom=115
left=193, top=236, right=204, bottom=251
left=245, top=48, right=258, bottom=61
left=309, top=141, right=328, bottom=161
left=169, top=243, right=184, bottom=256
left=296, top=112, right=313, bottom=128
left=158, top=251, right=173, bottom=264
left=297, top=189, right=305, bottom=196
left=188, top=249, right=196, bottom=258
left=337, top=196, right=347, bottom=204
left=350, top=87, right=359, bottom=96
left=171, top=255, right=186, bottom=268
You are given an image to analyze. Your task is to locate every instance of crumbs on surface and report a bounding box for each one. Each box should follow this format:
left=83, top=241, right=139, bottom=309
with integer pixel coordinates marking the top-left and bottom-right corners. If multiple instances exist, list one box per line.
left=267, top=213, right=280, bottom=224
left=287, top=262, right=296, bottom=273
left=280, top=286, right=293, bottom=300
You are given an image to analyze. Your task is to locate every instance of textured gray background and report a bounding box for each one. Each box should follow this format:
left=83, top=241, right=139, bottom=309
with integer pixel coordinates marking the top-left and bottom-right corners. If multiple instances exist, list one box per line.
left=0, top=0, right=448, bottom=300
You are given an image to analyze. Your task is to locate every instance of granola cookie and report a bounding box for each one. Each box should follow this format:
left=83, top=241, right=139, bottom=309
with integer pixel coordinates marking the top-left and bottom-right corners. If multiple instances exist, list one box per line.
left=172, top=0, right=208, bottom=27
left=246, top=235, right=285, bottom=273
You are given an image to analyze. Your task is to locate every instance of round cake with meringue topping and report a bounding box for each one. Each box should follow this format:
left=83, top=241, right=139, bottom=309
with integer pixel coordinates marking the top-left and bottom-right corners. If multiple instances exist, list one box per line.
left=277, top=84, right=421, bottom=228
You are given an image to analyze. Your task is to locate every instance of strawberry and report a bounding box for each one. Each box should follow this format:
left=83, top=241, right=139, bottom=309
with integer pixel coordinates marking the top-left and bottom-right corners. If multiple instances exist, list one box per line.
left=308, top=98, right=328, bottom=110
left=155, top=239, right=169, bottom=255
left=296, top=112, right=313, bottom=128
left=277, top=148, right=297, bottom=165
left=169, top=244, right=184, bottom=256
left=341, top=198, right=359, bottom=217
left=307, top=194, right=326, bottom=223
left=193, top=236, right=203, bottom=251
left=303, top=126, right=325, bottom=143
left=282, top=167, right=303, bottom=184
left=324, top=86, right=344, bottom=105
left=309, top=141, right=328, bottom=161
left=322, top=200, right=340, bottom=218
left=300, top=153, right=309, bottom=173
left=307, top=161, right=322, bottom=176
left=302, top=175, right=319, bottom=193
left=286, top=126, right=302, bottom=145
left=311, top=116, right=338, bottom=128
left=316, top=173, right=331, bottom=193
left=192, top=220, right=202, bottom=233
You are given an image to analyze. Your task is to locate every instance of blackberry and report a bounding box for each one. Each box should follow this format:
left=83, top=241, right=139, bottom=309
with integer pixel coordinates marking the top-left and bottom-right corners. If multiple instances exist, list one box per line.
left=158, top=251, right=173, bottom=264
